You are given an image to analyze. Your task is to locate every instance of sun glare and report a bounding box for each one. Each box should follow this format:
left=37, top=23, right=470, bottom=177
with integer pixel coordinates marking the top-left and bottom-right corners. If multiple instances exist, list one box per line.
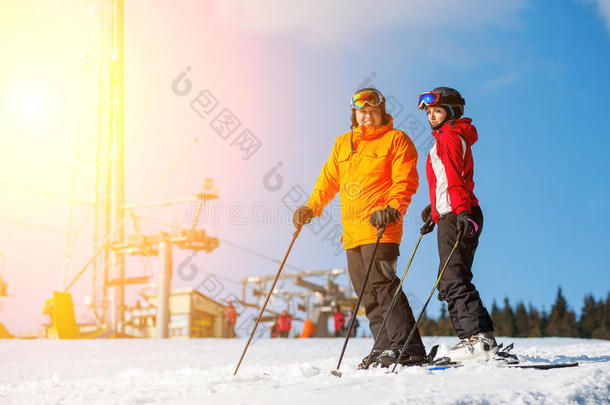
left=14, top=82, right=48, bottom=121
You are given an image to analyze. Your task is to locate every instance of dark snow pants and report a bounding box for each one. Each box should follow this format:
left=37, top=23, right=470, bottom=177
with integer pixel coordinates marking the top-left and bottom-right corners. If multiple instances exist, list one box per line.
left=346, top=243, right=426, bottom=356
left=437, top=206, right=494, bottom=339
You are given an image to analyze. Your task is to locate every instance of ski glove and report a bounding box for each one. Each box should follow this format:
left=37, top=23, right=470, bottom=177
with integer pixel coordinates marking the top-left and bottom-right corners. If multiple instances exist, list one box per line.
left=420, top=219, right=435, bottom=235
left=420, top=205, right=435, bottom=235
left=293, top=206, right=314, bottom=228
left=421, top=204, right=432, bottom=223
left=369, top=206, right=401, bottom=229
left=456, top=211, right=479, bottom=241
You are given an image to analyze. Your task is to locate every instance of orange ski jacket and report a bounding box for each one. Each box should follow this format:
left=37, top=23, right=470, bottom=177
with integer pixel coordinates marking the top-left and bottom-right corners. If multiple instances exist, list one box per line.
left=306, top=115, right=419, bottom=250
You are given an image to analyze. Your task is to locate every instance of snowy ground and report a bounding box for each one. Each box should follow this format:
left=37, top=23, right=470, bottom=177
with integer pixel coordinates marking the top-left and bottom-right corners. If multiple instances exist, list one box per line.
left=0, top=337, right=608, bottom=405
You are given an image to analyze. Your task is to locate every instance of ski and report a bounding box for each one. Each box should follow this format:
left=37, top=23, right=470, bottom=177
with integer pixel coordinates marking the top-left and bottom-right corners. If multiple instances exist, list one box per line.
left=425, top=343, right=579, bottom=370
left=360, top=360, right=580, bottom=372
left=358, top=343, right=580, bottom=372
left=427, top=362, right=579, bottom=371
left=427, top=364, right=461, bottom=371
left=505, top=362, right=579, bottom=370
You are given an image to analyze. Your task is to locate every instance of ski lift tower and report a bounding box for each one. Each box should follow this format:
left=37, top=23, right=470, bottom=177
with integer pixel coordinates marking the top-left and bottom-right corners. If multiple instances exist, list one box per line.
left=62, top=0, right=219, bottom=336
left=97, top=0, right=126, bottom=332
left=63, top=0, right=126, bottom=332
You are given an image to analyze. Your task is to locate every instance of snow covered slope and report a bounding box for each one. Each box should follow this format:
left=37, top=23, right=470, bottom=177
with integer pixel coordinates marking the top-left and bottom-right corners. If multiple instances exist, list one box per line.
left=0, top=337, right=608, bottom=404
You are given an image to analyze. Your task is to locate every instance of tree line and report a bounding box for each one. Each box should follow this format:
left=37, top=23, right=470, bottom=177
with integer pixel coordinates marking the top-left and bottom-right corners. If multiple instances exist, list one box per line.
left=418, top=288, right=609, bottom=339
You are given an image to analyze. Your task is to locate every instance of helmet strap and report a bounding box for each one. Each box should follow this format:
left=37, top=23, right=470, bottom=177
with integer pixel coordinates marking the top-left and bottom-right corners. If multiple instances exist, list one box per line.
left=447, top=106, right=455, bottom=119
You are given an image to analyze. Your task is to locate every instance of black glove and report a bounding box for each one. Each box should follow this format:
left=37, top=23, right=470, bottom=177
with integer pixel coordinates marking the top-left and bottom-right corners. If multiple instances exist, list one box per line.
left=369, top=206, right=401, bottom=229
left=456, top=211, right=478, bottom=241
left=421, top=204, right=432, bottom=223
left=420, top=218, right=435, bottom=235
left=419, top=204, right=435, bottom=235
left=293, top=206, right=314, bottom=228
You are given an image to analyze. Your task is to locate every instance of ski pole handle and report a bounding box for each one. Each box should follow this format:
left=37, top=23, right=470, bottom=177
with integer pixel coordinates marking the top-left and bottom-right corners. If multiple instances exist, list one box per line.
left=420, top=218, right=435, bottom=235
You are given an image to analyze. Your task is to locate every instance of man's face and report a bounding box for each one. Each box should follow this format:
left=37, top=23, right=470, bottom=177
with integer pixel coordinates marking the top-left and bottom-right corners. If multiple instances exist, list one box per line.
left=355, top=105, right=383, bottom=127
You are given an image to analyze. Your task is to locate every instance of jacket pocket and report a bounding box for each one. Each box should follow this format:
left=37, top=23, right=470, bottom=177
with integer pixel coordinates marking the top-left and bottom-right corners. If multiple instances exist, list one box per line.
left=337, top=144, right=353, bottom=163
left=337, top=145, right=353, bottom=177
left=362, top=149, right=390, bottom=176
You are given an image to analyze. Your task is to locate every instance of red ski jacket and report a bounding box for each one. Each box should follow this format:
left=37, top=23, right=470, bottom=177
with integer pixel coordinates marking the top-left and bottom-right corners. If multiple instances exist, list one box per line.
left=426, top=118, right=479, bottom=223
left=225, top=305, right=237, bottom=324
left=276, top=315, right=292, bottom=332
left=333, top=311, right=345, bottom=332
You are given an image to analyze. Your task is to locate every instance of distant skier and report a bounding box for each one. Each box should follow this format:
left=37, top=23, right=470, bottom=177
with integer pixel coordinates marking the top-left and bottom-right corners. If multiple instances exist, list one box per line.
left=293, top=88, right=426, bottom=367
left=333, top=306, right=345, bottom=337
left=417, top=87, right=497, bottom=362
left=270, top=318, right=278, bottom=338
left=276, top=310, right=292, bottom=338
left=345, top=310, right=359, bottom=338
left=224, top=300, right=237, bottom=338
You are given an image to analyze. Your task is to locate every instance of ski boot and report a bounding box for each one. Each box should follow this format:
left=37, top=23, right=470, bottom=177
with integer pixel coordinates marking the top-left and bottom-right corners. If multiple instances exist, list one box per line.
left=357, top=349, right=383, bottom=369
left=443, top=332, right=499, bottom=363
left=373, top=349, right=426, bottom=368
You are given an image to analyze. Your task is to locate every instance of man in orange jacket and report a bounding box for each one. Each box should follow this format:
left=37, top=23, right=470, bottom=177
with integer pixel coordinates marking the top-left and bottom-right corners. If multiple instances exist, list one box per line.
left=293, top=88, right=426, bottom=368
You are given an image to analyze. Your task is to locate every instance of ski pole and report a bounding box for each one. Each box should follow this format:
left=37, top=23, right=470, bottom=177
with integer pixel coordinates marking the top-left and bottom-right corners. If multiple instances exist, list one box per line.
left=390, top=239, right=460, bottom=373
left=234, top=226, right=302, bottom=376
left=361, top=221, right=430, bottom=369
left=331, top=225, right=386, bottom=377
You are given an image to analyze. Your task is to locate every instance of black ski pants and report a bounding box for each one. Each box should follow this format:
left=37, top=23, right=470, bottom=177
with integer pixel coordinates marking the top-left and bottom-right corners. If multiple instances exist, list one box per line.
left=437, top=206, right=494, bottom=339
left=346, top=243, right=426, bottom=355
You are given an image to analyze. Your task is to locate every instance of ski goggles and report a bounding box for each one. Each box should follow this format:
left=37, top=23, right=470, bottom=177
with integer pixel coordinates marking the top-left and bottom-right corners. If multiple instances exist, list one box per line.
left=417, top=92, right=441, bottom=109
left=351, top=89, right=384, bottom=109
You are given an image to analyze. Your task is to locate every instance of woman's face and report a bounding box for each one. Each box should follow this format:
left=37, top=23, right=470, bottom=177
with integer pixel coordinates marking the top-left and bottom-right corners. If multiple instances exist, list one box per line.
left=426, top=106, right=447, bottom=128
left=355, top=105, right=383, bottom=127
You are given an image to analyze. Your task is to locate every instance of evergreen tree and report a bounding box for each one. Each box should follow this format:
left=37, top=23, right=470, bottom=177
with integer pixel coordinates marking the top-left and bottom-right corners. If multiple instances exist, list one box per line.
left=493, top=297, right=516, bottom=337
left=436, top=303, right=455, bottom=336
left=545, top=287, right=578, bottom=337
left=419, top=309, right=437, bottom=336
left=514, top=302, right=529, bottom=337
left=541, top=307, right=550, bottom=337
left=490, top=300, right=500, bottom=334
left=417, top=289, right=609, bottom=340
left=527, top=303, right=544, bottom=337
left=591, top=293, right=609, bottom=340
left=579, top=294, right=598, bottom=338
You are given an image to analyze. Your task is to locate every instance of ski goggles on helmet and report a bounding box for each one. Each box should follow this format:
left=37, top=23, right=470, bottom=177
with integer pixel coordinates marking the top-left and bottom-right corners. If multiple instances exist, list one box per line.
left=351, top=89, right=384, bottom=109
left=417, top=92, right=441, bottom=109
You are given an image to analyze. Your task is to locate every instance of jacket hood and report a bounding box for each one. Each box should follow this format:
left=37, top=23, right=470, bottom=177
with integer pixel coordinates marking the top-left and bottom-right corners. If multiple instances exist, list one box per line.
left=435, top=117, right=478, bottom=146
left=353, top=114, right=394, bottom=141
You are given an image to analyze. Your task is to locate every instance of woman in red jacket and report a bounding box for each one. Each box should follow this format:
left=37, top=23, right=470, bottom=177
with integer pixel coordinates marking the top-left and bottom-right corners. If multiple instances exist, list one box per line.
left=333, top=306, right=345, bottom=337
left=418, top=87, right=496, bottom=363
left=224, top=300, right=237, bottom=338
left=276, top=310, right=292, bottom=338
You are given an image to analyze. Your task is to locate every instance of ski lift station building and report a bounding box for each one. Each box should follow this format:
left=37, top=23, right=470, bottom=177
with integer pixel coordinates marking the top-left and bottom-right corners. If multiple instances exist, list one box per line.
left=126, top=288, right=225, bottom=338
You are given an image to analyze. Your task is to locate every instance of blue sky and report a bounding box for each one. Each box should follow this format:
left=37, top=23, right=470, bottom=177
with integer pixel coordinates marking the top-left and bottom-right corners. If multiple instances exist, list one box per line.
left=1, top=0, right=609, bottom=334
left=204, top=0, right=610, bottom=318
